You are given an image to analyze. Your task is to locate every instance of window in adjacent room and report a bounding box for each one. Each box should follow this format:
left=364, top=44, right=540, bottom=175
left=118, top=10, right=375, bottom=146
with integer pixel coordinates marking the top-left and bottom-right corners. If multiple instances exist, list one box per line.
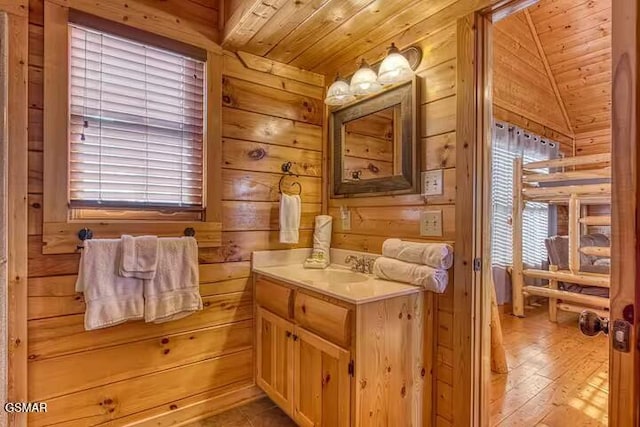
left=491, top=121, right=558, bottom=269
left=69, top=22, right=206, bottom=210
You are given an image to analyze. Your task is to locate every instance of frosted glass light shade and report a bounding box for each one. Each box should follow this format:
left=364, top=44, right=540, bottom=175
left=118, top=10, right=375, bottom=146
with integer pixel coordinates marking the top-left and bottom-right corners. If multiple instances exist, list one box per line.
left=378, top=43, right=414, bottom=85
left=350, top=60, right=381, bottom=96
left=324, top=79, right=355, bottom=105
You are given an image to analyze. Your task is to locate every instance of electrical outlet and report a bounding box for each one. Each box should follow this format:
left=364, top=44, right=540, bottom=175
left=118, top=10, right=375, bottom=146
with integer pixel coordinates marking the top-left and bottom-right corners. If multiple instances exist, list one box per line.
left=422, top=170, right=443, bottom=196
left=340, top=207, right=351, bottom=231
left=420, top=210, right=442, bottom=237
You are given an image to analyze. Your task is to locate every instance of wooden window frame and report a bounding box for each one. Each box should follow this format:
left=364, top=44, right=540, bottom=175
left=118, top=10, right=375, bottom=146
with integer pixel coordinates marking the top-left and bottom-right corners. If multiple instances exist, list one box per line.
left=42, top=0, right=222, bottom=254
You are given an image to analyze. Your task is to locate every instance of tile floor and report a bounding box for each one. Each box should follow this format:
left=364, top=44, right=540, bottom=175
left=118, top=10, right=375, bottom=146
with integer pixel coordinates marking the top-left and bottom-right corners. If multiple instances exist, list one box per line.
left=184, top=397, right=296, bottom=427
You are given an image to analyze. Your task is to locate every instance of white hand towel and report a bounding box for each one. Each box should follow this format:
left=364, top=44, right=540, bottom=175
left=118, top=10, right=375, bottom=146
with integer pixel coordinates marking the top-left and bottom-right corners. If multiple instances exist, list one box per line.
left=75, top=239, right=144, bottom=330
left=304, top=215, right=333, bottom=269
left=382, top=239, right=454, bottom=269
left=373, top=256, right=449, bottom=293
left=120, top=235, right=158, bottom=279
left=144, top=237, right=202, bottom=323
left=279, top=193, right=301, bottom=244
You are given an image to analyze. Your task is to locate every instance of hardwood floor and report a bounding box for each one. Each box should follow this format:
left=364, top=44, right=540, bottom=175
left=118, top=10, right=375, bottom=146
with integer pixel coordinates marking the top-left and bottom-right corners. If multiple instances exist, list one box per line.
left=490, top=304, right=609, bottom=426
left=183, top=396, right=296, bottom=427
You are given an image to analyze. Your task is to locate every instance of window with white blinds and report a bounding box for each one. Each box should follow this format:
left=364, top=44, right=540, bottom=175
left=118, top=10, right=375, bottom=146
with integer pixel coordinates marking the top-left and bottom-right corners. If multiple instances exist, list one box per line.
left=491, top=143, right=550, bottom=267
left=69, top=23, right=205, bottom=209
left=491, top=125, right=554, bottom=268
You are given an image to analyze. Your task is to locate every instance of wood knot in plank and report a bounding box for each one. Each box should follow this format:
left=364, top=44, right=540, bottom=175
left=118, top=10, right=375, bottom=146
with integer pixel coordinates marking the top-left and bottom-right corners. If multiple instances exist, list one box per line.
left=248, top=147, right=266, bottom=160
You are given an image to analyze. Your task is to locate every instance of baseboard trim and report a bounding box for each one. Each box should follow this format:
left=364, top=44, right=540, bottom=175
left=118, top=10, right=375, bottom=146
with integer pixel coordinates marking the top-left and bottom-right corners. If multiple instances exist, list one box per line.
left=108, top=381, right=264, bottom=427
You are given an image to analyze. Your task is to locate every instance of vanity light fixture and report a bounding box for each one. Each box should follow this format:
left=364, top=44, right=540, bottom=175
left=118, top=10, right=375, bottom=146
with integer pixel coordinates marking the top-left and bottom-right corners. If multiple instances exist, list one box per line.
left=349, top=59, right=382, bottom=96
left=323, top=44, right=422, bottom=106
left=377, top=43, right=414, bottom=85
left=324, top=75, right=356, bottom=106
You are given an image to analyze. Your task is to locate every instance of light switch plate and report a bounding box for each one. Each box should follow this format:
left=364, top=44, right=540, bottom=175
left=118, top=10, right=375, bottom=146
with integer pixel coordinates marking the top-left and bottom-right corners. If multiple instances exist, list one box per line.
left=422, top=170, right=443, bottom=197
left=341, top=207, right=351, bottom=231
left=420, top=210, right=443, bottom=237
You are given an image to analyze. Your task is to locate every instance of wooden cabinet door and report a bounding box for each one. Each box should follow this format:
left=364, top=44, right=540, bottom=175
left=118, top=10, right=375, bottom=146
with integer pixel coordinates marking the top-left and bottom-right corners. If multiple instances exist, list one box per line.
left=293, top=326, right=351, bottom=427
left=256, top=306, right=295, bottom=416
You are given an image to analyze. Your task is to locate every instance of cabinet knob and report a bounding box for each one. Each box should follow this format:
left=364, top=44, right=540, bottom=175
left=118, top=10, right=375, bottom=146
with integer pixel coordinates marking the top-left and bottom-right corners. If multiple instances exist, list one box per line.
left=286, top=331, right=292, bottom=338
left=292, top=334, right=299, bottom=341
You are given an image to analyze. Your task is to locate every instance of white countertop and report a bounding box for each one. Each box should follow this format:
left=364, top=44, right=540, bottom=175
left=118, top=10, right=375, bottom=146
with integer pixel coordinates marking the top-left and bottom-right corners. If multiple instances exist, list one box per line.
left=252, top=249, right=421, bottom=304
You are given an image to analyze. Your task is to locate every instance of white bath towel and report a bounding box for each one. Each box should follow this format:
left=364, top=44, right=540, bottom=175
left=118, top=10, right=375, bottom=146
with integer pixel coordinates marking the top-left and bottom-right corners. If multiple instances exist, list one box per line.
left=304, top=215, right=333, bottom=269
left=144, top=237, right=202, bottom=323
left=76, top=239, right=144, bottom=330
left=382, top=239, right=454, bottom=269
left=279, top=193, right=301, bottom=244
left=120, top=235, right=158, bottom=279
left=373, top=256, right=449, bottom=293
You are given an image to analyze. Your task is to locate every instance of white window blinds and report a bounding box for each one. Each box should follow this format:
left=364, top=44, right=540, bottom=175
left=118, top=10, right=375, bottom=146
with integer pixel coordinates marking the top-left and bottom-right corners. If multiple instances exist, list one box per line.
left=69, top=23, right=205, bottom=208
left=491, top=122, right=557, bottom=268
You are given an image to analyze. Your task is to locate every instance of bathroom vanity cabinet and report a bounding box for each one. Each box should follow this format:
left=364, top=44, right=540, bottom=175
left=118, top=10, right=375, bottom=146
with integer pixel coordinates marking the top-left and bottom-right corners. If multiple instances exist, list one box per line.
left=254, top=274, right=424, bottom=427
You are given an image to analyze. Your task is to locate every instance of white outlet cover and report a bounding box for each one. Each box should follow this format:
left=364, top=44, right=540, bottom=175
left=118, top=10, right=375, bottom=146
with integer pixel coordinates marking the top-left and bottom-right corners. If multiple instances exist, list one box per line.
left=422, top=170, right=444, bottom=197
left=420, top=210, right=443, bottom=237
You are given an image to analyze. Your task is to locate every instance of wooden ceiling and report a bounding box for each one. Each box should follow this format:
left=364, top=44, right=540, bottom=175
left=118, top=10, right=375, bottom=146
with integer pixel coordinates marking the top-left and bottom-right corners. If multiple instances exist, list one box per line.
left=527, top=0, right=611, bottom=136
left=221, top=0, right=470, bottom=76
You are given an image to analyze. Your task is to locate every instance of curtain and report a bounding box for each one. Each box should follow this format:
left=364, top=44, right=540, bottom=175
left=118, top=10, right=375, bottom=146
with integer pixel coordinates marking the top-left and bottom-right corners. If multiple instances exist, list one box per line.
left=491, top=120, right=559, bottom=270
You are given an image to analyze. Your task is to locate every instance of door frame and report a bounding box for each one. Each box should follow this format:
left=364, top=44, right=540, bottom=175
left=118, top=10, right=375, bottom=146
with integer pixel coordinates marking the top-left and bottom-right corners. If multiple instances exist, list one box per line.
left=1, top=2, right=29, bottom=427
left=461, top=1, right=640, bottom=425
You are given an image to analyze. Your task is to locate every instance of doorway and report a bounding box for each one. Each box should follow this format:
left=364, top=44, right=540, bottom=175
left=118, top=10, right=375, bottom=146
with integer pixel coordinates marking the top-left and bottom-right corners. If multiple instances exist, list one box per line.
left=470, top=0, right=635, bottom=425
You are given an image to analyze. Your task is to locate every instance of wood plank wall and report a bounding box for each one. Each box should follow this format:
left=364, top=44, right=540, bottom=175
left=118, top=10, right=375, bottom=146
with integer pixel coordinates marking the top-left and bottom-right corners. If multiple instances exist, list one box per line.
left=26, top=1, right=323, bottom=425
left=329, top=23, right=457, bottom=426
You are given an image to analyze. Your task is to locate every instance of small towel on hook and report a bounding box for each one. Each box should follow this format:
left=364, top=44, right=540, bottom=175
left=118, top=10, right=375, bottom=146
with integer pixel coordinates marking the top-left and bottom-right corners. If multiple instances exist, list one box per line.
left=279, top=193, right=301, bottom=244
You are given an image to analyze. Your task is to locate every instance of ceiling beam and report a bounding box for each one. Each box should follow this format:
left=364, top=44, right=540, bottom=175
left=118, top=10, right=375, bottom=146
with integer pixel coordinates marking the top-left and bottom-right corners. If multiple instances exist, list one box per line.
left=524, top=9, right=574, bottom=136
left=222, top=0, right=286, bottom=49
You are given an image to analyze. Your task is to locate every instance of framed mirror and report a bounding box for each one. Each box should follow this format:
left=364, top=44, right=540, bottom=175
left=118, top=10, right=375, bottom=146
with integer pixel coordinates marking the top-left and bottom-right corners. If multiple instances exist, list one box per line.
left=331, top=79, right=418, bottom=197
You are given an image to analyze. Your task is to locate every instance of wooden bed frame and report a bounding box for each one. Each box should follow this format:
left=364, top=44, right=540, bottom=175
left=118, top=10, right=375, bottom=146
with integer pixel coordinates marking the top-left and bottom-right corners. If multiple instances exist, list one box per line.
left=511, top=153, right=612, bottom=320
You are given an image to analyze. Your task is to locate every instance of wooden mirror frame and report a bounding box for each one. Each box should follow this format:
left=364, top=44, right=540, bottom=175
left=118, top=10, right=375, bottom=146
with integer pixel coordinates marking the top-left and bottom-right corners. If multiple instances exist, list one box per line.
left=330, top=78, right=418, bottom=197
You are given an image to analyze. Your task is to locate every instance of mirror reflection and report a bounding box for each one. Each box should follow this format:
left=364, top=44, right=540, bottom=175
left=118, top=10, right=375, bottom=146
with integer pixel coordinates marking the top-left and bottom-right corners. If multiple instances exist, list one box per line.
left=342, top=105, right=400, bottom=182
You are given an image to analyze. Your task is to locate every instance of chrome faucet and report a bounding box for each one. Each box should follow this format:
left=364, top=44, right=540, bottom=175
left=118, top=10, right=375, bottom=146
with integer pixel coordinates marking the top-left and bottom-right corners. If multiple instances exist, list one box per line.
left=345, top=255, right=375, bottom=274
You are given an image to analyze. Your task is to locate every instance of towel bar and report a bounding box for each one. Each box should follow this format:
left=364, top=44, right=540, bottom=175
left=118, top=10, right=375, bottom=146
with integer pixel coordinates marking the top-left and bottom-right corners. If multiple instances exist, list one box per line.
left=77, top=227, right=197, bottom=250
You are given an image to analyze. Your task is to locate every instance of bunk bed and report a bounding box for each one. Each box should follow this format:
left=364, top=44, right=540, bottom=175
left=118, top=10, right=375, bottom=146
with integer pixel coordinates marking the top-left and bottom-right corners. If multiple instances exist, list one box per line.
left=511, top=153, right=611, bottom=321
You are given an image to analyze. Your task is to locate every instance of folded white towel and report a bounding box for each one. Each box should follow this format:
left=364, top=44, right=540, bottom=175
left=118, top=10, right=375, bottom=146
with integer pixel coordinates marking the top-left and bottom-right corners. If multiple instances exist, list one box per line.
left=76, top=239, right=144, bottom=330
left=382, top=239, right=454, bottom=269
left=144, top=237, right=202, bottom=323
left=120, top=235, right=158, bottom=279
left=373, top=256, right=449, bottom=293
left=279, top=193, right=301, bottom=244
left=304, top=215, right=333, bottom=269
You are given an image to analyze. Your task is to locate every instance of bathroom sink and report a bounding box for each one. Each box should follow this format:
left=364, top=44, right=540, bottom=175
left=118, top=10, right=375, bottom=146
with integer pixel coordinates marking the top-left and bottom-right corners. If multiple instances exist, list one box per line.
left=300, top=269, right=369, bottom=284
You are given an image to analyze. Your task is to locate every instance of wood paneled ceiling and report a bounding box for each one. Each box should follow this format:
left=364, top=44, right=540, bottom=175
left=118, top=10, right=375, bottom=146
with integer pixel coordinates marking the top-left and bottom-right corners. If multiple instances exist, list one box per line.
left=527, top=0, right=611, bottom=136
left=221, top=0, right=468, bottom=76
